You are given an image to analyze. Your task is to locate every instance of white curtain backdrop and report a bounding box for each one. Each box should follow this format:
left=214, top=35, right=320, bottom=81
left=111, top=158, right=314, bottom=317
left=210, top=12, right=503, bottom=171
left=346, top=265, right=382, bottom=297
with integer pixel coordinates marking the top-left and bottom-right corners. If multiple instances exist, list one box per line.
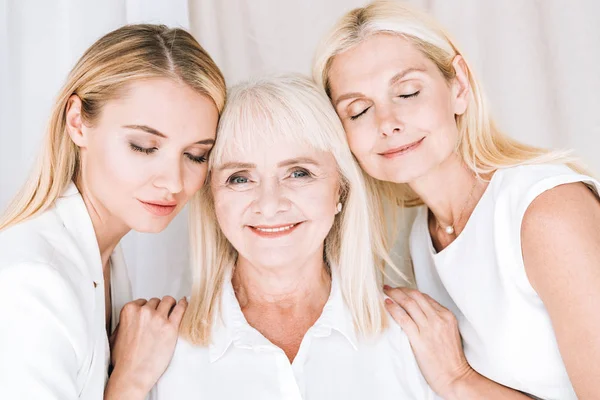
left=1, top=0, right=599, bottom=299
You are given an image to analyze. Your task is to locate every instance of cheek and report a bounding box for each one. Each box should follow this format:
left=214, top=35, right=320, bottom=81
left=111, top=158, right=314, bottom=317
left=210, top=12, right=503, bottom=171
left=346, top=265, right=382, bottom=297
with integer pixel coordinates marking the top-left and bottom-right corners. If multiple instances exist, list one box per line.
left=420, top=96, right=459, bottom=148
left=86, top=134, right=142, bottom=187
left=213, top=191, right=247, bottom=236
left=182, top=165, right=209, bottom=195
left=295, top=184, right=337, bottom=221
left=343, top=122, right=373, bottom=158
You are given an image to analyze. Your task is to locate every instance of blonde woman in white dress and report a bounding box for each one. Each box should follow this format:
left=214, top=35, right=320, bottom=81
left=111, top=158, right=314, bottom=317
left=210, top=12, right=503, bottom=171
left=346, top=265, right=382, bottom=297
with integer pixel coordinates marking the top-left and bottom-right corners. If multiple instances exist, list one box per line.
left=0, top=24, right=226, bottom=399
left=314, top=1, right=600, bottom=399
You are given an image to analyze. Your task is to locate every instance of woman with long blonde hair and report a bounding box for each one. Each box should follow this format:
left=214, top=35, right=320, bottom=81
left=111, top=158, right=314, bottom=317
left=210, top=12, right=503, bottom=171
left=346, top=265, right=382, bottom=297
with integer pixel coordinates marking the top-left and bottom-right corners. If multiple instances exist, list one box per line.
left=314, top=1, right=600, bottom=398
left=0, top=24, right=225, bottom=399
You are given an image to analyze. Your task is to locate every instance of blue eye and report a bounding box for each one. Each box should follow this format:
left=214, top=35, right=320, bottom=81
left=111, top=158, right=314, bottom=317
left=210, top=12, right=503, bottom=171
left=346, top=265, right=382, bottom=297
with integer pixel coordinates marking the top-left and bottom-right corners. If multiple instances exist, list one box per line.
left=227, top=176, right=249, bottom=185
left=290, top=169, right=311, bottom=179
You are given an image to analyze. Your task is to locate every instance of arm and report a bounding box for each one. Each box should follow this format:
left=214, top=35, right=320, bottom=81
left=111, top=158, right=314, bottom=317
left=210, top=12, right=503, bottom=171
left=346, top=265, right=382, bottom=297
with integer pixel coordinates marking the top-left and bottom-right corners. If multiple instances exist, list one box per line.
left=384, top=287, right=531, bottom=399
left=521, top=182, right=600, bottom=399
left=0, top=263, right=81, bottom=399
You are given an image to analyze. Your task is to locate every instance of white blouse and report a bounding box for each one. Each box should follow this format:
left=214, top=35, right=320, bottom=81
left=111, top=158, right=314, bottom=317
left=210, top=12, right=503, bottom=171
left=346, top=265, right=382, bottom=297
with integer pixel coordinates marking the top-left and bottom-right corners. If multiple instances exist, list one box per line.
left=151, top=273, right=436, bottom=400
left=410, top=164, right=600, bottom=399
left=0, top=183, right=132, bottom=399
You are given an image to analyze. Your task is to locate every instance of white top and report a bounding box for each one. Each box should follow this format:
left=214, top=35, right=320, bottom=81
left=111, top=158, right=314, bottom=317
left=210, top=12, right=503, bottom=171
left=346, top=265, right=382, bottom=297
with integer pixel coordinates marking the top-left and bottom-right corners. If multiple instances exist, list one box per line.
left=410, top=164, right=600, bottom=399
left=0, top=183, right=132, bottom=399
left=151, top=272, right=436, bottom=400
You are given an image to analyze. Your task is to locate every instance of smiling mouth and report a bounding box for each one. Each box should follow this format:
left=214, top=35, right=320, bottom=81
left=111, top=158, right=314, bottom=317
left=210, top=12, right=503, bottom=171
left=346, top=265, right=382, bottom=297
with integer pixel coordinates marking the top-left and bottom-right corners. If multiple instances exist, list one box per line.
left=249, top=222, right=302, bottom=237
left=379, top=137, right=425, bottom=158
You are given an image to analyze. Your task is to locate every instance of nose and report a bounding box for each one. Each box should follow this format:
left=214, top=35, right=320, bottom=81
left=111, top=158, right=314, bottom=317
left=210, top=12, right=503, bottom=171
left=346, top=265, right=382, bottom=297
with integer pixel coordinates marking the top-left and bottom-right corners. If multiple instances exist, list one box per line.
left=153, top=156, right=184, bottom=195
left=376, top=103, right=404, bottom=137
left=251, top=177, right=290, bottom=219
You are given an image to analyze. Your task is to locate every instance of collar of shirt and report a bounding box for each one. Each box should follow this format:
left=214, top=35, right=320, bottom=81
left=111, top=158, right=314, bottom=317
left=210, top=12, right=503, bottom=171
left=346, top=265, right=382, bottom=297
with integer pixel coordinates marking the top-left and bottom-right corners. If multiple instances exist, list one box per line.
left=208, top=269, right=359, bottom=363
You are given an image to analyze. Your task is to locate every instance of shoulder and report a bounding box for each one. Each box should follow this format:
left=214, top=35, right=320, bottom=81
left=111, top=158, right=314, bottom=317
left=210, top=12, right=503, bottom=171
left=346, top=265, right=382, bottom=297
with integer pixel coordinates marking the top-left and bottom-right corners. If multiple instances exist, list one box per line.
left=492, top=163, right=595, bottom=198
left=521, top=180, right=600, bottom=289
left=0, top=261, right=90, bottom=344
left=0, top=211, right=94, bottom=318
left=489, top=163, right=599, bottom=222
left=0, top=208, right=67, bottom=269
left=0, top=261, right=87, bottom=311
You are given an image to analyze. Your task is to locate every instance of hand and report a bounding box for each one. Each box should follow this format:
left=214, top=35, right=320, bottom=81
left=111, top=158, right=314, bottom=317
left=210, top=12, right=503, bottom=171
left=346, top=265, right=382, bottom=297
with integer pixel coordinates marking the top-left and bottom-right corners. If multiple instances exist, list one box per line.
left=108, top=296, right=187, bottom=396
left=384, top=286, right=473, bottom=397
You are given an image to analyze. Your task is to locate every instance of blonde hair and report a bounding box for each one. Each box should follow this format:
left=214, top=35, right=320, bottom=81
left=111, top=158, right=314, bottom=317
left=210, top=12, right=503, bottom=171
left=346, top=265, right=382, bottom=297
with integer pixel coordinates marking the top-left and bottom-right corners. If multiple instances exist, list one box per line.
left=0, top=24, right=226, bottom=231
left=313, top=0, right=588, bottom=208
left=181, top=74, right=403, bottom=345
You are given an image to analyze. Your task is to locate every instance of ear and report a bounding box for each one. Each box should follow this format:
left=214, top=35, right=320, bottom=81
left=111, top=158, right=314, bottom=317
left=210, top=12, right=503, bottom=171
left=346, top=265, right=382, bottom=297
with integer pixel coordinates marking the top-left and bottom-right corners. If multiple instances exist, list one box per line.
left=65, top=94, right=88, bottom=148
left=451, top=55, right=470, bottom=116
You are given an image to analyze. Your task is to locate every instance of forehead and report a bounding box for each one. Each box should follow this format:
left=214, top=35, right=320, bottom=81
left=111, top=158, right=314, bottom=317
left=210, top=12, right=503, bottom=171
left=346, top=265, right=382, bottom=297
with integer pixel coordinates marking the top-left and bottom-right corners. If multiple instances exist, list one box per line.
left=100, top=78, right=218, bottom=138
left=328, top=34, right=434, bottom=95
left=215, top=137, right=335, bottom=169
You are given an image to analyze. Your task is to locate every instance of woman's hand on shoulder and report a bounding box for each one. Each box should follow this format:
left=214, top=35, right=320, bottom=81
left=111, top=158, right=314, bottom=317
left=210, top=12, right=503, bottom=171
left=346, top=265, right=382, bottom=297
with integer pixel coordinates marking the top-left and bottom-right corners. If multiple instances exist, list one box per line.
left=105, top=296, right=188, bottom=399
left=383, top=286, right=472, bottom=397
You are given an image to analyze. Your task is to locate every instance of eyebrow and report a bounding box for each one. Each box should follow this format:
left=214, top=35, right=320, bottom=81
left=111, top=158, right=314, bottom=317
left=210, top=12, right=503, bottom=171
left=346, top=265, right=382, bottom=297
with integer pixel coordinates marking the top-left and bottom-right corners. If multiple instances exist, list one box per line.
left=217, top=157, right=320, bottom=171
left=333, top=67, right=426, bottom=106
left=122, top=124, right=215, bottom=145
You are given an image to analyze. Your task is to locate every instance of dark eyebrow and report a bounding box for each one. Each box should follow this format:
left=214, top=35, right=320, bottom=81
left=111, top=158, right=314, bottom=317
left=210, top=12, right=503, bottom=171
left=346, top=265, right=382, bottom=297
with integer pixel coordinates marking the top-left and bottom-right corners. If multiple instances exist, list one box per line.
left=333, top=67, right=426, bottom=106
left=123, top=124, right=166, bottom=138
left=123, top=124, right=215, bottom=145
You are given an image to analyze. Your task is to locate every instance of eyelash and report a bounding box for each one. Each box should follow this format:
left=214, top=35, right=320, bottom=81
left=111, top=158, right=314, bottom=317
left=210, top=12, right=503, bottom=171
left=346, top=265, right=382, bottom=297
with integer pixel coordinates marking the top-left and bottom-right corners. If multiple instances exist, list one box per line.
left=130, top=143, right=156, bottom=154
left=129, top=143, right=207, bottom=164
left=225, top=168, right=312, bottom=185
left=226, top=175, right=249, bottom=185
left=349, top=91, right=420, bottom=121
left=289, top=168, right=312, bottom=179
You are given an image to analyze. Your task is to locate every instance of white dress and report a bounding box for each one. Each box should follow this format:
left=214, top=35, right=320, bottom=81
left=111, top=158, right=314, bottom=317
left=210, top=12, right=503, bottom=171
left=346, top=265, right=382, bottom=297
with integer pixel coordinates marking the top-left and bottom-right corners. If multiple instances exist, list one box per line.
left=410, top=163, right=600, bottom=399
left=151, top=272, right=437, bottom=400
left=0, top=182, right=132, bottom=399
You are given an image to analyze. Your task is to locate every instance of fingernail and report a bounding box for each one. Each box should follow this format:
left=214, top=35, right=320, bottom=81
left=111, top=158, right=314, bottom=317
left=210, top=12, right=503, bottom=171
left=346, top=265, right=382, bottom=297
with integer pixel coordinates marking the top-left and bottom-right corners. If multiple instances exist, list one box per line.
left=385, top=298, right=393, bottom=305
left=383, top=284, right=391, bottom=290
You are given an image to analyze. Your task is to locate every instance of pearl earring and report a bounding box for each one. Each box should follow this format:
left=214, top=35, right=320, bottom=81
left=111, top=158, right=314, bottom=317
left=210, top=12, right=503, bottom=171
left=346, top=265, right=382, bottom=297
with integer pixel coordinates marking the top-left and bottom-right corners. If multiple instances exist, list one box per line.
left=336, top=202, right=342, bottom=213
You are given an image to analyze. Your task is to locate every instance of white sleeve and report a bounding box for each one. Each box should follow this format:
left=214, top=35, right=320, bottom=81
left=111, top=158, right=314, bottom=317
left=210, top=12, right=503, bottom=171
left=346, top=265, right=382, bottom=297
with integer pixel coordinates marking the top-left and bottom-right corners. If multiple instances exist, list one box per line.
left=0, top=262, right=84, bottom=399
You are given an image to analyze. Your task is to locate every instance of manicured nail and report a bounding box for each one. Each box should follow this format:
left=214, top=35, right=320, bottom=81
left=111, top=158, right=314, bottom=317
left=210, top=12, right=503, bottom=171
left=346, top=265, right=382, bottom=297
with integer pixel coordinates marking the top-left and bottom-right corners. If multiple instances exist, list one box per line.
left=383, top=284, right=391, bottom=290
left=385, top=298, right=393, bottom=305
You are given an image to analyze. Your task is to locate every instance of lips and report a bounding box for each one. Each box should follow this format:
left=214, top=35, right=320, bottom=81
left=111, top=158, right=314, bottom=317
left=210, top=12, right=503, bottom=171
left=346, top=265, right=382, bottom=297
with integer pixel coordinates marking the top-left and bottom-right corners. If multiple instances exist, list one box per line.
left=138, top=199, right=177, bottom=217
left=379, top=137, right=425, bottom=159
left=248, top=222, right=303, bottom=238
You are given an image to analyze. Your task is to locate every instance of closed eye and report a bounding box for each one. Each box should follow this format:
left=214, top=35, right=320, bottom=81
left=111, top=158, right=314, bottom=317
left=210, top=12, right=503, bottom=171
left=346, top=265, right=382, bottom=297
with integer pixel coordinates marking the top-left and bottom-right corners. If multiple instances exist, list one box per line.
left=399, top=91, right=420, bottom=99
left=130, top=143, right=157, bottom=154
left=350, top=106, right=371, bottom=121
left=185, top=153, right=207, bottom=164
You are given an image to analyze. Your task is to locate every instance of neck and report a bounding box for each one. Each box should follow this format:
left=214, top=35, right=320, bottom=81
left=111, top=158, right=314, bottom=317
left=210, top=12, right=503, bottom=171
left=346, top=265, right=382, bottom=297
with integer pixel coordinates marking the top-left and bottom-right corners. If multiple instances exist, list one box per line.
left=76, top=179, right=129, bottom=273
left=232, top=249, right=331, bottom=312
left=409, top=153, right=486, bottom=229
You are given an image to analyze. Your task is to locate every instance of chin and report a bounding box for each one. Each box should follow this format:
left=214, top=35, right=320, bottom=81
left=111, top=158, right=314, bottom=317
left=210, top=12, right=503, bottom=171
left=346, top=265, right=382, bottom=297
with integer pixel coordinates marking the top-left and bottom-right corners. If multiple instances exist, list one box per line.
left=128, top=218, right=172, bottom=234
left=250, top=251, right=299, bottom=269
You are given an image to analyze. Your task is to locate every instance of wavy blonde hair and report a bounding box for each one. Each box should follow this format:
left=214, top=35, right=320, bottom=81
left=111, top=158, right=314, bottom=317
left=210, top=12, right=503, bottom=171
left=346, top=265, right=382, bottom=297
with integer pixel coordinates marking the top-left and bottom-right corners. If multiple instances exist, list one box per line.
left=181, top=74, right=404, bottom=345
left=313, top=0, right=588, bottom=208
left=0, top=24, right=226, bottom=231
